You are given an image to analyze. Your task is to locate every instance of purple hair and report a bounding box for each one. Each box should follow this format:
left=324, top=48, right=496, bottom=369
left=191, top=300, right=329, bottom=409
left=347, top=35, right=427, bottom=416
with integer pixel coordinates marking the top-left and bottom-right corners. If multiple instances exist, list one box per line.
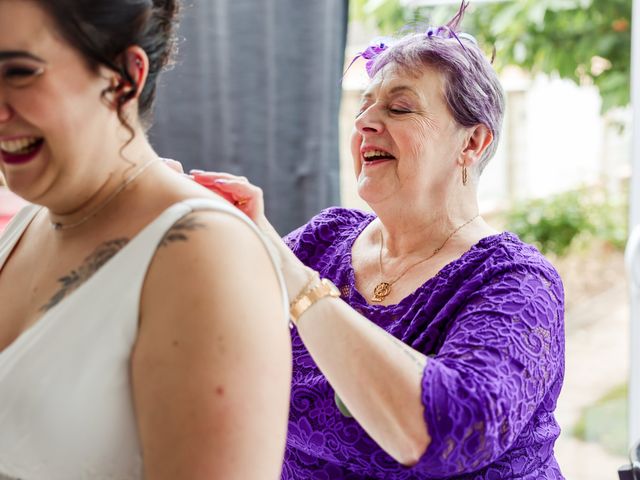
left=357, top=1, right=505, bottom=173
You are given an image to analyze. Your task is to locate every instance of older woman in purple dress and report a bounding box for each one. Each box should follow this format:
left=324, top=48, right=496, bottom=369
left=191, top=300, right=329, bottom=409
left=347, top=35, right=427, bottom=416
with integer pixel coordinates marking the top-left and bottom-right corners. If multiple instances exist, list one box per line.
left=189, top=3, right=565, bottom=478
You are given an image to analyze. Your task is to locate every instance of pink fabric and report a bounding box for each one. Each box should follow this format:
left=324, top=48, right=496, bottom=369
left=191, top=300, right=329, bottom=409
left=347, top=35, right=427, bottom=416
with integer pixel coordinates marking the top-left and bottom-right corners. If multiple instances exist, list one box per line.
left=0, top=188, right=28, bottom=233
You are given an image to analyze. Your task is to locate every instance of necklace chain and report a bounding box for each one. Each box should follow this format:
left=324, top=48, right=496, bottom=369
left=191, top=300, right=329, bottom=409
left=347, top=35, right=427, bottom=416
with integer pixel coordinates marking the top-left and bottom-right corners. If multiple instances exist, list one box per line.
left=372, top=214, right=479, bottom=302
left=50, top=157, right=159, bottom=231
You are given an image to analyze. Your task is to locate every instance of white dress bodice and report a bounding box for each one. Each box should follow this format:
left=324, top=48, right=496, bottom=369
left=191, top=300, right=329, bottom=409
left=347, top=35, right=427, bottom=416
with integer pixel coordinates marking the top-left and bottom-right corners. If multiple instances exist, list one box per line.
left=0, top=198, right=287, bottom=480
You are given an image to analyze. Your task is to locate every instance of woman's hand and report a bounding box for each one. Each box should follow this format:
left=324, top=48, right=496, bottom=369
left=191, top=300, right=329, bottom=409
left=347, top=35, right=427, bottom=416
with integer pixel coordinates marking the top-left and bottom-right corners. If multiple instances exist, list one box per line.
left=161, top=159, right=267, bottom=228
left=190, top=171, right=266, bottom=227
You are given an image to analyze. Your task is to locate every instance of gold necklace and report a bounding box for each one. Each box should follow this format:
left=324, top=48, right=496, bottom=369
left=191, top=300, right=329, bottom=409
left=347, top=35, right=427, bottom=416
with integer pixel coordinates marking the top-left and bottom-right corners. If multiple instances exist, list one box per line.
left=371, top=214, right=479, bottom=302
left=50, top=157, right=159, bottom=231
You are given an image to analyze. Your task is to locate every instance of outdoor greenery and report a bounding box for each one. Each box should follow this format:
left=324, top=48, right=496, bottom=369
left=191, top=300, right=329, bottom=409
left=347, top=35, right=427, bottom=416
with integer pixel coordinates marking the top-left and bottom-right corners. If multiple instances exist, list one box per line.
left=504, top=187, right=628, bottom=256
left=573, top=382, right=628, bottom=456
left=351, top=0, right=632, bottom=112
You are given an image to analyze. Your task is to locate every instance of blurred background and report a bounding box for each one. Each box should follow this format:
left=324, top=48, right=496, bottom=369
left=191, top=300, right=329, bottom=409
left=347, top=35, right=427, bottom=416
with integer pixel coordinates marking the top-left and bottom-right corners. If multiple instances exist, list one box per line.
left=1, top=0, right=637, bottom=477
left=343, top=2, right=636, bottom=478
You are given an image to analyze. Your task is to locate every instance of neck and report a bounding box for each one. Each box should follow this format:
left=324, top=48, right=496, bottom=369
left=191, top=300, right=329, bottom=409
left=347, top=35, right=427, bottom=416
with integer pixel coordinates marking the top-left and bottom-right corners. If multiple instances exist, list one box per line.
left=370, top=191, right=479, bottom=258
left=46, top=138, right=159, bottom=233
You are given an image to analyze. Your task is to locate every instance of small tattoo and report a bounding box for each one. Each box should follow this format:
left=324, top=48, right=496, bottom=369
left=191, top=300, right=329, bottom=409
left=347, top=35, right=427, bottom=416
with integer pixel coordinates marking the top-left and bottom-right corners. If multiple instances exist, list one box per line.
left=362, top=317, right=426, bottom=371
left=391, top=335, right=426, bottom=371
left=41, top=238, right=129, bottom=312
left=159, top=216, right=206, bottom=247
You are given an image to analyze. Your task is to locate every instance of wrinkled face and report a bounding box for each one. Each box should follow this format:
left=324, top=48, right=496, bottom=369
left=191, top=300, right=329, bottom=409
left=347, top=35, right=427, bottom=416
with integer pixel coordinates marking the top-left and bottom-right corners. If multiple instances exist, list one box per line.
left=350, top=63, right=468, bottom=206
left=0, top=0, right=117, bottom=203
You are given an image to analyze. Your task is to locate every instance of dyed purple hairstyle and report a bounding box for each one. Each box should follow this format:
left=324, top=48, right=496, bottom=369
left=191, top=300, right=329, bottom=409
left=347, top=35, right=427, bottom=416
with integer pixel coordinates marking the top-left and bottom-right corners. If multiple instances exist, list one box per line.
left=355, top=1, right=505, bottom=173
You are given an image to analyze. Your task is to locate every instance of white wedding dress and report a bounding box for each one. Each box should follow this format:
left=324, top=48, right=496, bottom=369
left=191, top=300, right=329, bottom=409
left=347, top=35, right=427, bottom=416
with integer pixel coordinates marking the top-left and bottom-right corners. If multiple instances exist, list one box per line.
left=0, top=198, right=287, bottom=480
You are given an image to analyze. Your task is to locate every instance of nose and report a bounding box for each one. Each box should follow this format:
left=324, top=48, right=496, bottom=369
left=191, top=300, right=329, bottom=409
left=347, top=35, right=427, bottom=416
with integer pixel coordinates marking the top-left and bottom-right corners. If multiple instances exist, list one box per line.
left=0, top=94, right=13, bottom=124
left=354, top=104, right=384, bottom=135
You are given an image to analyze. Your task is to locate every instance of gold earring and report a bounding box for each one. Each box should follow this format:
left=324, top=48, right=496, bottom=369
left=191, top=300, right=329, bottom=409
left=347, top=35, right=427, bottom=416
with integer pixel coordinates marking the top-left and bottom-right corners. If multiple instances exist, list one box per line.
left=462, top=165, right=468, bottom=186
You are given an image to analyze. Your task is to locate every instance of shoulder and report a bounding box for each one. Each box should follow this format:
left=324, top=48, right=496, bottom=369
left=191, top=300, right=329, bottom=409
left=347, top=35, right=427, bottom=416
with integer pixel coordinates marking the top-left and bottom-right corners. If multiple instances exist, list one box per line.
left=461, top=231, right=564, bottom=306
left=497, top=232, right=561, bottom=283
left=283, top=207, right=373, bottom=250
left=142, top=207, right=284, bottom=323
left=151, top=207, right=276, bottom=279
left=293, top=206, right=373, bottom=234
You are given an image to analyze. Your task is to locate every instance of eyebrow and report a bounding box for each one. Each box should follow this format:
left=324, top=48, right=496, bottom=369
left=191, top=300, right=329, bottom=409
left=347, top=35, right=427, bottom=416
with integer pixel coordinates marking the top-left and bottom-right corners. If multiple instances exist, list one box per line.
left=362, top=85, right=419, bottom=100
left=0, top=51, right=46, bottom=63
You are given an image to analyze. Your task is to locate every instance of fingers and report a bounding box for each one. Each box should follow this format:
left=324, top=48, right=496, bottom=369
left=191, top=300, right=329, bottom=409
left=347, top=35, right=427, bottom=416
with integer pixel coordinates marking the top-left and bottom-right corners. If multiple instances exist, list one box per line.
left=190, top=171, right=264, bottom=219
left=162, top=158, right=185, bottom=174
left=190, top=171, right=249, bottom=184
left=201, top=178, right=259, bottom=204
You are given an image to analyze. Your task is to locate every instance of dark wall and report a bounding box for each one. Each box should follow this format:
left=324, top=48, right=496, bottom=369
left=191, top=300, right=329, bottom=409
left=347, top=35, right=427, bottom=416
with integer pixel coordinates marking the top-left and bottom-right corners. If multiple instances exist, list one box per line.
left=150, top=0, right=349, bottom=234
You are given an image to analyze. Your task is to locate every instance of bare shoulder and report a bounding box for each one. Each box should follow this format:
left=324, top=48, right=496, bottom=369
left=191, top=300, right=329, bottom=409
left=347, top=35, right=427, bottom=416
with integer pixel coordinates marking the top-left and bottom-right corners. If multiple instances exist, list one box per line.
left=142, top=209, right=282, bottom=318
left=137, top=166, right=286, bottom=328
left=155, top=208, right=262, bottom=253
left=132, top=210, right=291, bottom=479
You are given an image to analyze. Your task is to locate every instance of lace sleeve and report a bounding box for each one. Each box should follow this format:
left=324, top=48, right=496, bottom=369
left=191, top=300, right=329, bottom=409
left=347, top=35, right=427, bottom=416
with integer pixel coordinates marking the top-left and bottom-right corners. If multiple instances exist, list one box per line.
left=412, top=264, right=565, bottom=477
left=283, top=207, right=372, bottom=259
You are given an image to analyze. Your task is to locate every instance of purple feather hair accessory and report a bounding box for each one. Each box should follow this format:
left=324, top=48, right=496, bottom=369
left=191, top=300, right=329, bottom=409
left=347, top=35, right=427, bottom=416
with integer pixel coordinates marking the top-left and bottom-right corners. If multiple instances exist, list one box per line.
left=344, top=39, right=392, bottom=78
left=361, top=41, right=391, bottom=76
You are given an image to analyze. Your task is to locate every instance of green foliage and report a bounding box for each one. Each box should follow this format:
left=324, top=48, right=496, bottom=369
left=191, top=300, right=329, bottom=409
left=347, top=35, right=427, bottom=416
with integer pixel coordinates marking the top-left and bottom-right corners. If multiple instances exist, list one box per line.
left=573, top=382, right=628, bottom=456
left=350, top=0, right=464, bottom=34
left=468, top=0, right=631, bottom=112
left=506, top=190, right=592, bottom=256
left=505, top=188, right=628, bottom=256
left=350, top=0, right=632, bottom=112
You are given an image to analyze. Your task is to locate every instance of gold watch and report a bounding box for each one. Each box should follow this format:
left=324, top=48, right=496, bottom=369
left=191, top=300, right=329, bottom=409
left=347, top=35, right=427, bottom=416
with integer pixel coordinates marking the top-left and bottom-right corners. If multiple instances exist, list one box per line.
left=289, top=278, right=341, bottom=325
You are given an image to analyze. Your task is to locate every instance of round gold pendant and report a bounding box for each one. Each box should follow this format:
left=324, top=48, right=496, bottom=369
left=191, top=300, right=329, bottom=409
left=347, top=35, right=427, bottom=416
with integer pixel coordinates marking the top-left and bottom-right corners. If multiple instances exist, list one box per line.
left=372, top=282, right=391, bottom=302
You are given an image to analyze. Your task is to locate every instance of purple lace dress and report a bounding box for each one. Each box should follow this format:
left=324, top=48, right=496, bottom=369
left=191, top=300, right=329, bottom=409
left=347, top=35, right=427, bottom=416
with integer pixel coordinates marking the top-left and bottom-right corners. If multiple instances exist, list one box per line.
left=281, top=208, right=565, bottom=480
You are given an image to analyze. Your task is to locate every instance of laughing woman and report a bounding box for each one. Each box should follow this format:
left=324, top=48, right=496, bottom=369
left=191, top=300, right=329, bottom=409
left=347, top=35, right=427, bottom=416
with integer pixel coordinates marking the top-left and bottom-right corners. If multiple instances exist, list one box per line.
left=0, top=1, right=291, bottom=479
left=192, top=3, right=566, bottom=479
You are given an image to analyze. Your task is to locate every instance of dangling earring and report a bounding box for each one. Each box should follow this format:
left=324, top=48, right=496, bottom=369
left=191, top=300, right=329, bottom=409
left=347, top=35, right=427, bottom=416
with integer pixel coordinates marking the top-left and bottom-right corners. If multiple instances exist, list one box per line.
left=462, top=165, right=468, bottom=186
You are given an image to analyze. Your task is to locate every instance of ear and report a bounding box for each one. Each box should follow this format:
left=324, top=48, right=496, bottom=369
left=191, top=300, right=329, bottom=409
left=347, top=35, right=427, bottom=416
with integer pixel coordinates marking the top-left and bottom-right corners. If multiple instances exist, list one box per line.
left=459, top=124, right=493, bottom=167
left=121, top=45, right=149, bottom=100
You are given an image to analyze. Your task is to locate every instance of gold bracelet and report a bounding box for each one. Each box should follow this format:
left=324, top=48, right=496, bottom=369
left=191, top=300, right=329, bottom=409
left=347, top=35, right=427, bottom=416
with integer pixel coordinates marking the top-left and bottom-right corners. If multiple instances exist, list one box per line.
left=289, top=276, right=341, bottom=325
left=289, top=271, right=321, bottom=311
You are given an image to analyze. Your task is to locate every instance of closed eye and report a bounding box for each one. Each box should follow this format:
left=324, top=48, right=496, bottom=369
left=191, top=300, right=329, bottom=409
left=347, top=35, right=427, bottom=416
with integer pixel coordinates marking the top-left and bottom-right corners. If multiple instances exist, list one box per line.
left=389, top=108, right=411, bottom=114
left=1, top=65, right=45, bottom=87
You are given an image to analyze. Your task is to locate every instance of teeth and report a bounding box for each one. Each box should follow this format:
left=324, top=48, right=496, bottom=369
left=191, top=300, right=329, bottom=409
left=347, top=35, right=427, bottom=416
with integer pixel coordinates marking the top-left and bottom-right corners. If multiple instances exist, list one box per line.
left=0, top=137, right=41, bottom=154
left=363, top=150, right=393, bottom=159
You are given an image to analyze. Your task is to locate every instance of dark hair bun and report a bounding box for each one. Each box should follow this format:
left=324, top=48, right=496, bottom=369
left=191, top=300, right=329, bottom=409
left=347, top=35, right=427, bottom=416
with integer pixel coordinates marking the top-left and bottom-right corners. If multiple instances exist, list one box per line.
left=149, top=0, right=180, bottom=68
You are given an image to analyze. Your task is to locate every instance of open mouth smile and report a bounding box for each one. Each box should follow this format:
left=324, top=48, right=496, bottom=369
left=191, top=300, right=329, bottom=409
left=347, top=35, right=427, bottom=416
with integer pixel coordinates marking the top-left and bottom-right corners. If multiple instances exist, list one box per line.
left=362, top=148, right=396, bottom=166
left=0, top=136, right=45, bottom=165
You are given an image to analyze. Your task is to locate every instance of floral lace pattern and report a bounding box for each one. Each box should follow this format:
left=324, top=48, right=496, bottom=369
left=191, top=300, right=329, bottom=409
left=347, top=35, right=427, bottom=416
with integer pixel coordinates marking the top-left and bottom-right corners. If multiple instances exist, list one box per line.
left=282, top=208, right=565, bottom=479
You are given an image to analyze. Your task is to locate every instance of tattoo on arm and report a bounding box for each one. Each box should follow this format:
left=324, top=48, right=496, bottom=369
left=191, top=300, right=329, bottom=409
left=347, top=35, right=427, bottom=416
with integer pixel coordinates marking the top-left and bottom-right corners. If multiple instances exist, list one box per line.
left=40, top=238, right=129, bottom=312
left=389, top=335, right=427, bottom=372
left=159, top=216, right=206, bottom=247
left=358, top=309, right=427, bottom=372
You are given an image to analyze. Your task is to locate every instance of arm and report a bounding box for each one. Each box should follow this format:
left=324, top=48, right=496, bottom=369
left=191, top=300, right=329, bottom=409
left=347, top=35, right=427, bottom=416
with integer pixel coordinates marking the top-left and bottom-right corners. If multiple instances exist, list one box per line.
left=132, top=211, right=292, bottom=480
left=188, top=171, right=431, bottom=465
left=293, top=285, right=432, bottom=466
left=188, top=171, right=564, bottom=471
left=287, top=262, right=563, bottom=475
left=411, top=266, right=565, bottom=475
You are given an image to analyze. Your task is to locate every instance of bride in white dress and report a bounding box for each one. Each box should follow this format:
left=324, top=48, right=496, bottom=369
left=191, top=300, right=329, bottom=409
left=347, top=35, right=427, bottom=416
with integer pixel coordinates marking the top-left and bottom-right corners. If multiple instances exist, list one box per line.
left=0, top=1, right=291, bottom=478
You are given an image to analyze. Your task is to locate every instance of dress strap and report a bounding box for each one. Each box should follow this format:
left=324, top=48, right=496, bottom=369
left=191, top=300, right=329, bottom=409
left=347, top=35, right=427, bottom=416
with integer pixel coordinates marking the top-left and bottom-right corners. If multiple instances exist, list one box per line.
left=125, top=197, right=289, bottom=325
left=0, top=205, right=41, bottom=271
